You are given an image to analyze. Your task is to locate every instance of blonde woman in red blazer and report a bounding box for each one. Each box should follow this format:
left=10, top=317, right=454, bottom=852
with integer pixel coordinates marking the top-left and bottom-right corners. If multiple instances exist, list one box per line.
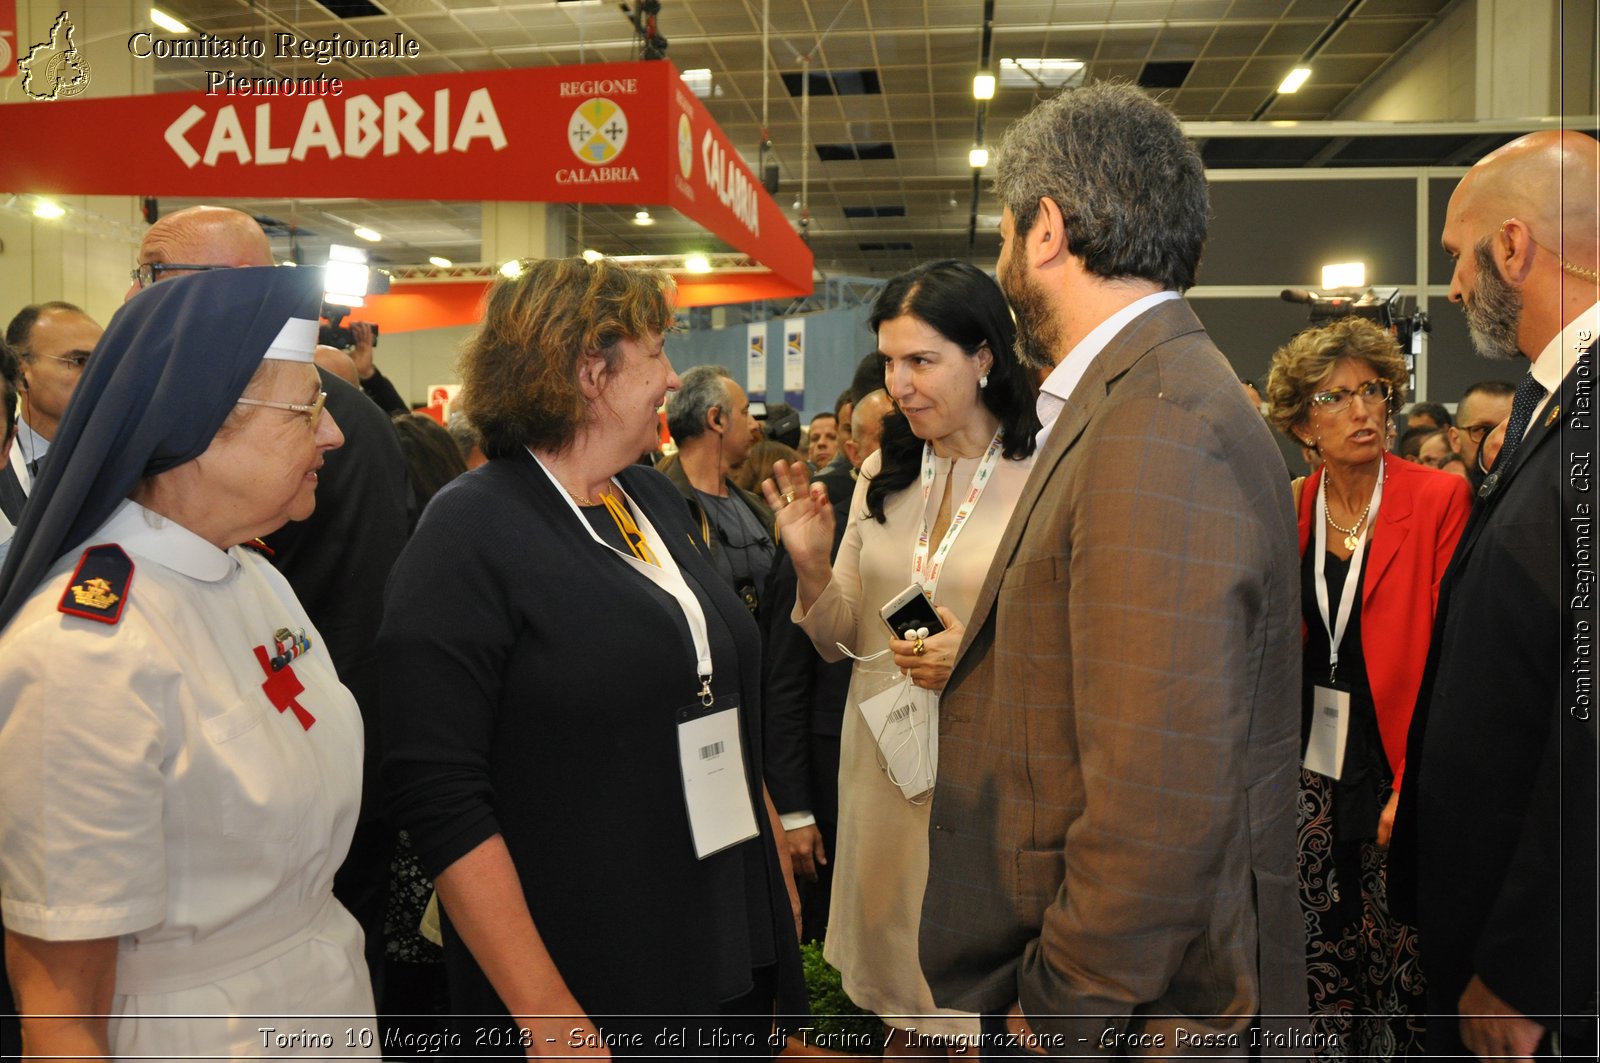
left=1267, top=317, right=1471, bottom=1057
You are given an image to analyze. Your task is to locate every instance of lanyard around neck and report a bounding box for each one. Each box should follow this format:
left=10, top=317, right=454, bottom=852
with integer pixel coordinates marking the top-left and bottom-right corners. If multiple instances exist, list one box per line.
left=912, top=429, right=1004, bottom=600
left=1312, top=461, right=1384, bottom=683
left=533, top=452, right=715, bottom=705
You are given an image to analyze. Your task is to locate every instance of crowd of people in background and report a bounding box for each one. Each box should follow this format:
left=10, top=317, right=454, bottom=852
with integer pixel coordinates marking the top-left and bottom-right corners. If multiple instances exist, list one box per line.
left=0, top=80, right=1593, bottom=1063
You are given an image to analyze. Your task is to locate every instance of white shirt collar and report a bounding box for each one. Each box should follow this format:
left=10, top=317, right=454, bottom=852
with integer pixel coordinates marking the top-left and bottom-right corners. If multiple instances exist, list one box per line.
left=90, top=499, right=239, bottom=583
left=1523, top=299, right=1598, bottom=437
left=1531, top=299, right=1599, bottom=393
left=1036, top=290, right=1181, bottom=445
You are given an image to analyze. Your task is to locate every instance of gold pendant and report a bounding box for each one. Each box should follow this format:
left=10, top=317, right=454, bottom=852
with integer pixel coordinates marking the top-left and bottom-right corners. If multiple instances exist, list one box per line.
left=1344, top=533, right=1360, bottom=551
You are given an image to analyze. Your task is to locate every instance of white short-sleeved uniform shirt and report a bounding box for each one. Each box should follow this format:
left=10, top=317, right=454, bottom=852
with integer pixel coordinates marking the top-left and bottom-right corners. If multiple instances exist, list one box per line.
left=0, top=500, right=376, bottom=1059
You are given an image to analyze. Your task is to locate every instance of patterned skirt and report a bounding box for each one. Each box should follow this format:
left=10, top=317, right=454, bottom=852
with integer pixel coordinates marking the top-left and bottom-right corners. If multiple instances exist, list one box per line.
left=1298, top=769, right=1427, bottom=1059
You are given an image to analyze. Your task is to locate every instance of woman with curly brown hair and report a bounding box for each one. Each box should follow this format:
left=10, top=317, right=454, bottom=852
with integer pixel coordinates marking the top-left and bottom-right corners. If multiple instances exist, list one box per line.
left=379, top=258, right=805, bottom=1057
left=1265, top=317, right=1472, bottom=1058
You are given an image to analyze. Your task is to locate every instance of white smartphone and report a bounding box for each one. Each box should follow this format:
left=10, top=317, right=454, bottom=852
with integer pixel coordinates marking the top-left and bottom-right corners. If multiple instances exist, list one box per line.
left=879, top=583, right=947, bottom=642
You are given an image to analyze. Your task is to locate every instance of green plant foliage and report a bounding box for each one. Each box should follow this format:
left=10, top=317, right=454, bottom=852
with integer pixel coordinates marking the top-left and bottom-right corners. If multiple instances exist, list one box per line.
left=797, top=940, right=888, bottom=1050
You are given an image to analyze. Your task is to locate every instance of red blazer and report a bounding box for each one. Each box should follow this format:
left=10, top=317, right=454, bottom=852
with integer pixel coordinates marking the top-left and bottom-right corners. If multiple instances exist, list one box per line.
left=1297, top=453, right=1472, bottom=790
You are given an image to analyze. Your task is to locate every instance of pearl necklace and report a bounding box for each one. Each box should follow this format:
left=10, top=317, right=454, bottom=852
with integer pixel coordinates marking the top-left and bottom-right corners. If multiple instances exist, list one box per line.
left=1324, top=495, right=1372, bottom=552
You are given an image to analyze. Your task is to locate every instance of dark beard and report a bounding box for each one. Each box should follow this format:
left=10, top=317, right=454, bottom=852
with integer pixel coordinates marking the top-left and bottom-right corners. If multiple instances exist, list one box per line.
left=1463, top=237, right=1523, bottom=361
left=1000, top=237, right=1060, bottom=371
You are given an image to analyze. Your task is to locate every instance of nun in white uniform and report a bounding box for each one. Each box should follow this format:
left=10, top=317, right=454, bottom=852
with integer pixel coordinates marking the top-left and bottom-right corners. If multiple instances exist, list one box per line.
left=0, top=266, right=377, bottom=1060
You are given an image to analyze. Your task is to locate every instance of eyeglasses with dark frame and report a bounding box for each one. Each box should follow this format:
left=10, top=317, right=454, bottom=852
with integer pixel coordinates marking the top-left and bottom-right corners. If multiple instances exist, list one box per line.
left=1459, top=422, right=1497, bottom=444
left=1309, top=379, right=1392, bottom=416
left=130, top=262, right=230, bottom=289
left=234, top=391, right=328, bottom=429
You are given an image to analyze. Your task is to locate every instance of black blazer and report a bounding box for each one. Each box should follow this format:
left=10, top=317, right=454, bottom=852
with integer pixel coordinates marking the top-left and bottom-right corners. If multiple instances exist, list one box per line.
left=1391, top=351, right=1597, bottom=1047
left=760, top=457, right=854, bottom=823
left=264, top=370, right=411, bottom=818
left=0, top=462, right=25, bottom=526
left=380, top=451, right=806, bottom=1027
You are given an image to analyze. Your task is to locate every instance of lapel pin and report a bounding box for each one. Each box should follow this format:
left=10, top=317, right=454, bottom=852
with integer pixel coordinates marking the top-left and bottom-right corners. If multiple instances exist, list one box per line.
left=1545, top=404, right=1561, bottom=427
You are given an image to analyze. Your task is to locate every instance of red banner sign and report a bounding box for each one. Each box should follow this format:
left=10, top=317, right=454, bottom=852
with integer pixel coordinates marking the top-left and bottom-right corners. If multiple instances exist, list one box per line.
left=0, top=59, right=812, bottom=297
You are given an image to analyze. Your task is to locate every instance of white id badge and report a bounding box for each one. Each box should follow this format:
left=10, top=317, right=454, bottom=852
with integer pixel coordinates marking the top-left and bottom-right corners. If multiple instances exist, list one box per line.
left=1304, top=684, right=1351, bottom=780
left=676, top=696, right=759, bottom=859
left=857, top=678, right=937, bottom=801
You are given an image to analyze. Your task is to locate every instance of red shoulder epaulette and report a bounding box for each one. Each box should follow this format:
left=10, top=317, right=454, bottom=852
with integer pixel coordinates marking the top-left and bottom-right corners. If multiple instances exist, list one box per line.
left=57, top=544, right=134, bottom=625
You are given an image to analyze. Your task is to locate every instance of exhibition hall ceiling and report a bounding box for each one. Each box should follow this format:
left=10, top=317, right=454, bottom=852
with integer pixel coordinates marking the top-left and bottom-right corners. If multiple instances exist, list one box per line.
left=150, top=0, right=1482, bottom=280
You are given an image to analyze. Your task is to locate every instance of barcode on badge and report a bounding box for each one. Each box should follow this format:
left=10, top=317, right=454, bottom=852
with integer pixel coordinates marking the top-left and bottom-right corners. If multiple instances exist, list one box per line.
left=1322, top=705, right=1339, bottom=716
left=888, top=704, right=912, bottom=724
left=699, top=740, right=725, bottom=760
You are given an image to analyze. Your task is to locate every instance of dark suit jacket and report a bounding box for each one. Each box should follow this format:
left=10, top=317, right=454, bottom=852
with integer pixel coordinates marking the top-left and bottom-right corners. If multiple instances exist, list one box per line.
left=0, top=463, right=25, bottom=526
left=761, top=459, right=854, bottom=824
left=360, top=366, right=409, bottom=416
left=1391, top=353, right=1597, bottom=1046
left=1295, top=453, right=1472, bottom=788
left=380, top=454, right=807, bottom=1024
left=263, top=370, right=410, bottom=818
left=920, top=298, right=1307, bottom=1047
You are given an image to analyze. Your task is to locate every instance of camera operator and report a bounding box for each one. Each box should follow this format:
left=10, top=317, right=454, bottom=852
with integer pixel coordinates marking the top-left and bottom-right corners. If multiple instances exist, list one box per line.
left=341, top=320, right=407, bottom=415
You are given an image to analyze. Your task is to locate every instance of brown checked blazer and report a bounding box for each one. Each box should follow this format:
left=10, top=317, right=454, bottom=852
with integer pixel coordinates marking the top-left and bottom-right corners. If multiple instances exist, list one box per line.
left=919, top=298, right=1307, bottom=1053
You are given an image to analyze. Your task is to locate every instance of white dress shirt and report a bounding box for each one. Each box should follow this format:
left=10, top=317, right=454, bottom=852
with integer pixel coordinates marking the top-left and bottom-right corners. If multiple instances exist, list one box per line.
left=1035, top=290, right=1181, bottom=447
left=1523, top=299, right=1599, bottom=438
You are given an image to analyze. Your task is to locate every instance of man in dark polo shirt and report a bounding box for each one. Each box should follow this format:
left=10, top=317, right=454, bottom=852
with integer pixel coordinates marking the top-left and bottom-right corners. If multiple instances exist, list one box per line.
left=664, top=364, right=774, bottom=619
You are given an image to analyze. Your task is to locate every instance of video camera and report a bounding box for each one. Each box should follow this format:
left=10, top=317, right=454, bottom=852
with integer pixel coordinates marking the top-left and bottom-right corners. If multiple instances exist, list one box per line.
left=318, top=304, right=377, bottom=350
left=1281, top=286, right=1428, bottom=384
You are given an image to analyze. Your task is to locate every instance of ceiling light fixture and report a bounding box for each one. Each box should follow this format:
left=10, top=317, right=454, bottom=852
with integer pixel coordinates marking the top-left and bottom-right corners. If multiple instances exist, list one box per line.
left=581, top=249, right=605, bottom=263
left=353, top=226, right=382, bottom=242
left=679, top=68, right=716, bottom=99
left=428, top=255, right=452, bottom=268
left=32, top=200, right=65, bottom=220
left=683, top=253, right=712, bottom=274
left=633, top=210, right=655, bottom=226
left=972, top=72, right=996, bottom=100
left=499, top=260, right=524, bottom=278
left=969, top=145, right=989, bottom=169
left=1278, top=67, right=1312, bottom=94
left=998, top=58, right=1086, bottom=91
left=150, top=7, right=189, bottom=33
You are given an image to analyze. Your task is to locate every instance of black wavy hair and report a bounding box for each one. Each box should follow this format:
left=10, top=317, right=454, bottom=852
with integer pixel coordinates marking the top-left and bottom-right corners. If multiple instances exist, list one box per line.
left=863, top=260, right=1039, bottom=522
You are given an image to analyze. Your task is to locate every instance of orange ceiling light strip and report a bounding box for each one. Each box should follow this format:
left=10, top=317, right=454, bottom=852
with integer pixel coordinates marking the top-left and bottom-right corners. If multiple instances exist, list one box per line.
left=369, top=270, right=806, bottom=334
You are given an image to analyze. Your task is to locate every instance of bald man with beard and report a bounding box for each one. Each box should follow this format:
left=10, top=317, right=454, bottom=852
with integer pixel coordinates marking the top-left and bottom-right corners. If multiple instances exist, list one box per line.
left=1391, top=131, right=1598, bottom=1060
left=130, top=206, right=412, bottom=1000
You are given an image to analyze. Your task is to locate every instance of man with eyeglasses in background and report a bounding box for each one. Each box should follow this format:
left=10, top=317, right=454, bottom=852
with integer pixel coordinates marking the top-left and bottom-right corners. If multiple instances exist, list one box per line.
left=0, top=302, right=103, bottom=566
left=1448, top=378, right=1516, bottom=491
left=127, top=204, right=411, bottom=1012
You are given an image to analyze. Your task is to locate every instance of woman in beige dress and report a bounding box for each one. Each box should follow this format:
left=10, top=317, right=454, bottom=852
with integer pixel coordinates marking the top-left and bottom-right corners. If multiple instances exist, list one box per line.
left=765, top=260, right=1038, bottom=1054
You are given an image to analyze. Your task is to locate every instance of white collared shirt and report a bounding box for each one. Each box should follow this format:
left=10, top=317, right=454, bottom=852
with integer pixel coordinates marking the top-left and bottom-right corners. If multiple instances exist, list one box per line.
left=0, top=418, right=51, bottom=564
left=1523, top=300, right=1599, bottom=439
left=1035, top=290, right=1181, bottom=447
